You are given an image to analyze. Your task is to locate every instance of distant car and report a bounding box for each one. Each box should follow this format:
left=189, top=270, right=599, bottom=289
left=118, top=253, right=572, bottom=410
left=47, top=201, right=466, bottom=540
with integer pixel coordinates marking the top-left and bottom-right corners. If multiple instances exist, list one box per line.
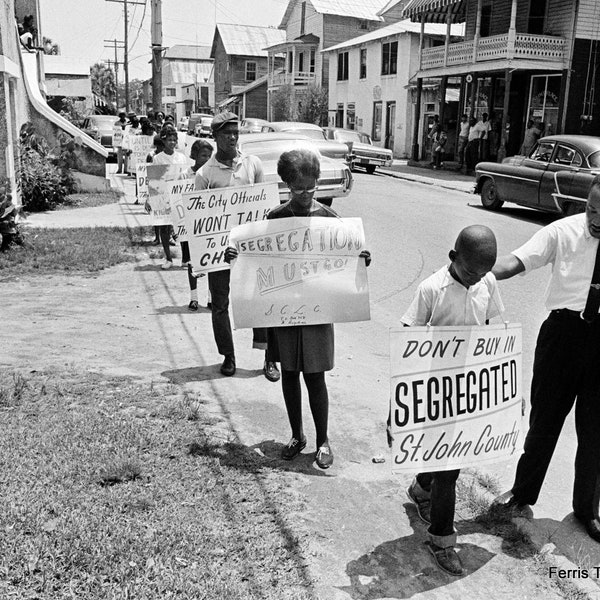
left=323, top=127, right=393, bottom=174
left=81, top=114, right=118, bottom=159
left=475, top=135, right=600, bottom=215
left=237, top=132, right=353, bottom=206
left=240, top=117, right=269, bottom=134
left=260, top=121, right=351, bottom=165
left=178, top=117, right=189, bottom=131
left=187, top=112, right=212, bottom=135
left=194, top=116, right=213, bottom=138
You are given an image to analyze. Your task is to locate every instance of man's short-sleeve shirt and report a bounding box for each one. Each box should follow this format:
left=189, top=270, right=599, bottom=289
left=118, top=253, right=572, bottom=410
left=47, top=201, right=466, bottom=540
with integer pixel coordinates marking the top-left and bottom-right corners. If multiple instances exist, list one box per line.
left=194, top=152, right=264, bottom=190
left=401, top=266, right=504, bottom=327
left=512, top=213, right=599, bottom=312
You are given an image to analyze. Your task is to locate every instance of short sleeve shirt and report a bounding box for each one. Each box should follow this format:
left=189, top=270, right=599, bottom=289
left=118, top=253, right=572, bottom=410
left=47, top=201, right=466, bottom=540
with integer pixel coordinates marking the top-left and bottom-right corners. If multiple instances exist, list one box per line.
left=401, top=266, right=504, bottom=327
left=194, top=152, right=264, bottom=189
left=512, top=213, right=599, bottom=312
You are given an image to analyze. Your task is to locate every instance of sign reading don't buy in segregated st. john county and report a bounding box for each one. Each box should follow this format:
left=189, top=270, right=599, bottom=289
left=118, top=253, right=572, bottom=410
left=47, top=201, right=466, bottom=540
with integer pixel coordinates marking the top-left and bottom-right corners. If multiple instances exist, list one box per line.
left=390, top=324, right=523, bottom=474
left=228, top=216, right=370, bottom=329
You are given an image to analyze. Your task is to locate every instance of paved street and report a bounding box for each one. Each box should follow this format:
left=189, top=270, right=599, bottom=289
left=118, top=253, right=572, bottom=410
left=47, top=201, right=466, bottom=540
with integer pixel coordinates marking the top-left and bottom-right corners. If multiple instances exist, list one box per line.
left=7, top=168, right=600, bottom=598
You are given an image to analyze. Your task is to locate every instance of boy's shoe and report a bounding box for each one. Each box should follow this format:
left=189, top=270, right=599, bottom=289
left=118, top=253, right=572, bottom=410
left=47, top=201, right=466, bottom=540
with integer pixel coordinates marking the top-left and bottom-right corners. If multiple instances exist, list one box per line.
left=220, top=354, right=236, bottom=376
left=281, top=436, right=307, bottom=460
left=263, top=361, right=280, bottom=382
left=406, top=484, right=431, bottom=524
left=315, top=442, right=333, bottom=469
left=161, top=260, right=173, bottom=270
left=188, top=300, right=199, bottom=311
left=426, top=542, right=463, bottom=576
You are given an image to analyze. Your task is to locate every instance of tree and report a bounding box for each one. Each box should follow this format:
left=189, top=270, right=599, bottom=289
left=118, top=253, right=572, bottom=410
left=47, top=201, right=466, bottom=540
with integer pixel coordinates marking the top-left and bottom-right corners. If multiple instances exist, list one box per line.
left=270, top=84, right=296, bottom=121
left=90, top=62, right=116, bottom=106
left=297, top=84, right=328, bottom=126
left=42, top=36, right=60, bottom=55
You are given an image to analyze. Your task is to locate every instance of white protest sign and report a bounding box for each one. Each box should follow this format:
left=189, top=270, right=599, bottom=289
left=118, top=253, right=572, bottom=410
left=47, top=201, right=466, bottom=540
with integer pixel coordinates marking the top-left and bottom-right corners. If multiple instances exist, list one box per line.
left=229, top=216, right=370, bottom=329
left=169, top=178, right=195, bottom=242
left=182, top=182, right=278, bottom=274
left=128, top=134, right=154, bottom=172
left=113, top=126, right=124, bottom=147
left=136, top=163, right=148, bottom=204
left=390, top=324, right=523, bottom=474
left=147, top=164, right=187, bottom=226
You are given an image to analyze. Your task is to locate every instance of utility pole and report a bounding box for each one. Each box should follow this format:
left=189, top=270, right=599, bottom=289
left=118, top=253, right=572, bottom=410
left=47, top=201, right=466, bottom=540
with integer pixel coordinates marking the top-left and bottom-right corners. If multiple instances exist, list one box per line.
left=151, top=0, right=163, bottom=113
left=104, top=39, right=124, bottom=109
left=106, top=0, right=145, bottom=112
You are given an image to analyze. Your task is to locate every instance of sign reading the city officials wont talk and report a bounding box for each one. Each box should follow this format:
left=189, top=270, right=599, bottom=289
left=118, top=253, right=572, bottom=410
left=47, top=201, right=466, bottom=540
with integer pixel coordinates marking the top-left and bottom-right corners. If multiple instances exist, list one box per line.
left=228, top=216, right=370, bottom=329
left=182, top=182, right=278, bottom=274
left=389, top=324, right=523, bottom=474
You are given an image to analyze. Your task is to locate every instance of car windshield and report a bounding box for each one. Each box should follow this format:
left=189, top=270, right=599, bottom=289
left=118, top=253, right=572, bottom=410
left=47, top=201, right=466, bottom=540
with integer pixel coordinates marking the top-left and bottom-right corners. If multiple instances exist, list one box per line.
left=239, top=139, right=323, bottom=161
left=334, top=131, right=362, bottom=143
left=588, top=151, right=600, bottom=169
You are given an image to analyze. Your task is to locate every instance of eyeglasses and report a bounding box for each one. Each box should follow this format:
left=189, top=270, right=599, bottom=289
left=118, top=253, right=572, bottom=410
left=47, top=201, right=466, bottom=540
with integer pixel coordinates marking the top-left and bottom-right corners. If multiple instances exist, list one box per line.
left=289, top=185, right=318, bottom=194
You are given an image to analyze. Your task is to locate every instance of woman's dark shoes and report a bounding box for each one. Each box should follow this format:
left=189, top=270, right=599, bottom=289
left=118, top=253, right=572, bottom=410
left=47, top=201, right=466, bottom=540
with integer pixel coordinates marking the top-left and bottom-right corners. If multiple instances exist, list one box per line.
left=574, top=514, right=600, bottom=543
left=188, top=300, right=199, bottom=311
left=315, top=442, right=333, bottom=469
left=281, top=436, right=307, bottom=460
left=220, top=354, right=236, bottom=376
left=263, top=361, right=280, bottom=382
left=426, top=542, right=463, bottom=576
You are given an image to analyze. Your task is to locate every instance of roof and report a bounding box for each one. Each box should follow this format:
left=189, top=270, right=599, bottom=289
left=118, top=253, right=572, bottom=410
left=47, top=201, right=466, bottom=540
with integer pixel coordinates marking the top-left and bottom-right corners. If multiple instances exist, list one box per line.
left=402, top=0, right=465, bottom=24
left=212, top=24, right=286, bottom=58
left=163, top=60, right=213, bottom=85
left=43, top=55, right=91, bottom=77
left=279, top=0, right=388, bottom=28
left=322, top=18, right=463, bottom=52
left=163, top=45, right=213, bottom=61
left=230, top=74, right=269, bottom=97
left=265, top=33, right=321, bottom=53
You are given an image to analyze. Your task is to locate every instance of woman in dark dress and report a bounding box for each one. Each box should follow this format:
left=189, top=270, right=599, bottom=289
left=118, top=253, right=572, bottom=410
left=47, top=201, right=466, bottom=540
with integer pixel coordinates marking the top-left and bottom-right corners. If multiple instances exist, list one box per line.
left=267, top=148, right=371, bottom=469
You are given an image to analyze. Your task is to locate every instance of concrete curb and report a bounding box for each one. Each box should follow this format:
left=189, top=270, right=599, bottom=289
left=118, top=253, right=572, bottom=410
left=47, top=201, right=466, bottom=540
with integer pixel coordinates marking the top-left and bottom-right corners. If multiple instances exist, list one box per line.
left=379, top=167, right=476, bottom=194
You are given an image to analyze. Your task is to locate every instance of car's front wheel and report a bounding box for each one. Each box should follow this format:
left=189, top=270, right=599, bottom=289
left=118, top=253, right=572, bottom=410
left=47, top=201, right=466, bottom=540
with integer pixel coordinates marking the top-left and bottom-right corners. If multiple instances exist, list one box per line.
left=365, top=165, right=376, bottom=174
left=480, top=179, right=503, bottom=210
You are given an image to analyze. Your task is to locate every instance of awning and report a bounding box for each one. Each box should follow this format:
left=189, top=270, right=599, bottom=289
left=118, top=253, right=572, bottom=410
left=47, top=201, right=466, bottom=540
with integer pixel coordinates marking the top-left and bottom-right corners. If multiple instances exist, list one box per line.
left=217, top=96, right=239, bottom=109
left=402, top=0, right=465, bottom=24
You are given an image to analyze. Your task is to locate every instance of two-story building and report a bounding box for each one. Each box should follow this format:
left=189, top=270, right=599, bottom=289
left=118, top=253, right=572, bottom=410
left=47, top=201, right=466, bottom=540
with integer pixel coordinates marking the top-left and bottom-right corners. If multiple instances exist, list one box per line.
left=265, top=0, right=408, bottom=122
left=400, top=0, right=600, bottom=161
left=323, top=18, right=463, bottom=158
left=161, top=45, right=214, bottom=121
left=211, top=23, right=285, bottom=113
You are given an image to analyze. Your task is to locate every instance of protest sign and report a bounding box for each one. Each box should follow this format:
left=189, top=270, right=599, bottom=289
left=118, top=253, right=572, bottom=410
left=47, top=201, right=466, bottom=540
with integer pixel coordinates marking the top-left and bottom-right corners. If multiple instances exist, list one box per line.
left=136, top=164, right=148, bottom=204
left=389, top=324, right=522, bottom=474
left=128, top=134, right=154, bottom=173
left=228, top=216, right=370, bottom=328
left=113, top=126, right=123, bottom=147
left=182, top=182, right=278, bottom=274
left=169, top=178, right=195, bottom=242
left=146, top=164, right=187, bottom=226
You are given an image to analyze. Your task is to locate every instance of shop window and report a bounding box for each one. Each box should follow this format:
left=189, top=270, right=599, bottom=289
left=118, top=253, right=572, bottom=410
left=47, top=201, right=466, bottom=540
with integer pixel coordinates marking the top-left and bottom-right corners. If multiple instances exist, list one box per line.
left=337, top=52, right=349, bottom=81
left=346, top=103, right=356, bottom=130
left=335, top=104, right=344, bottom=128
left=372, top=101, right=382, bottom=141
left=359, top=48, right=367, bottom=79
left=381, top=41, right=397, bottom=76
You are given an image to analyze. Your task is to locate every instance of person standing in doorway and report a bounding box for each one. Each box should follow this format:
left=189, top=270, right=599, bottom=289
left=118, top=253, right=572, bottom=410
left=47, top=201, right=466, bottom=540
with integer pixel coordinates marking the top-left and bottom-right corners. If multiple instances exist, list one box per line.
left=456, top=114, right=470, bottom=171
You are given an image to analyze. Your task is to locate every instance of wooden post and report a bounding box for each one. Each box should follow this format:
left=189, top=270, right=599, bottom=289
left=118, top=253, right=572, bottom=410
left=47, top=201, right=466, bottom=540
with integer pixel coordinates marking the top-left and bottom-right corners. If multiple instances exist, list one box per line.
left=444, top=9, right=452, bottom=67
left=412, top=78, right=423, bottom=161
left=508, top=0, right=517, bottom=58
left=498, top=68, right=512, bottom=161
left=473, top=0, right=482, bottom=63
left=439, top=75, right=448, bottom=127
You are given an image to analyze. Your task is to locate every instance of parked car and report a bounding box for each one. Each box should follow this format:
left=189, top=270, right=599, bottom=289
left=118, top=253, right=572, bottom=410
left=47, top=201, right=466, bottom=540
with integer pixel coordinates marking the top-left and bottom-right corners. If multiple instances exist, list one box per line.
left=81, top=114, right=118, bottom=159
left=237, top=132, right=353, bottom=206
left=178, top=117, right=189, bottom=131
left=475, top=135, right=600, bottom=215
left=260, top=122, right=352, bottom=165
left=194, top=116, right=214, bottom=138
left=323, top=127, right=393, bottom=174
left=240, top=117, right=269, bottom=134
left=187, top=112, right=212, bottom=135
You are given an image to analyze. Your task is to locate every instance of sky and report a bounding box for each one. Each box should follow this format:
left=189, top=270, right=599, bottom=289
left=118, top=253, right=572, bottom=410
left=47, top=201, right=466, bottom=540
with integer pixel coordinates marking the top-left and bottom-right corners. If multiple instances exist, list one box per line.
left=40, top=0, right=288, bottom=80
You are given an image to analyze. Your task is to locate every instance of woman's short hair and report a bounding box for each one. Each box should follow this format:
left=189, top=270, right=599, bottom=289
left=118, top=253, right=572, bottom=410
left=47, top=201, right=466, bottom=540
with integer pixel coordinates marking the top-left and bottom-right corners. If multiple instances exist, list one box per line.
left=190, top=139, right=213, bottom=158
left=277, top=148, right=321, bottom=184
left=159, top=124, right=177, bottom=140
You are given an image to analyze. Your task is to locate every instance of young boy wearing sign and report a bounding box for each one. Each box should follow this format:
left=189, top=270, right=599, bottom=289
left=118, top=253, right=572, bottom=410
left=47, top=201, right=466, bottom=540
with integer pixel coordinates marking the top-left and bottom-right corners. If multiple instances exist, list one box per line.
left=399, top=225, right=504, bottom=576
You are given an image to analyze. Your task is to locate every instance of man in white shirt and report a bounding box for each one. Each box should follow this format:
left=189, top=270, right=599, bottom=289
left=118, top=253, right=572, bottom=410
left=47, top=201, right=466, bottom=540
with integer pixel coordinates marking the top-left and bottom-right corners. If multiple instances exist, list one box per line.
left=493, top=179, right=600, bottom=543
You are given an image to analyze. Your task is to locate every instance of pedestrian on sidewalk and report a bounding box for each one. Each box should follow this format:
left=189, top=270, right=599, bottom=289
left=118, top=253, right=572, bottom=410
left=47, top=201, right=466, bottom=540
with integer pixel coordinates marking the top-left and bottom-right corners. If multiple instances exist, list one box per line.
left=432, top=125, right=448, bottom=170
left=195, top=111, right=280, bottom=381
left=456, top=114, right=470, bottom=171
left=464, top=117, right=481, bottom=175
left=492, top=178, right=600, bottom=544
left=401, top=225, right=504, bottom=575
left=519, top=119, right=542, bottom=156
left=427, top=115, right=440, bottom=167
left=113, top=112, right=128, bottom=174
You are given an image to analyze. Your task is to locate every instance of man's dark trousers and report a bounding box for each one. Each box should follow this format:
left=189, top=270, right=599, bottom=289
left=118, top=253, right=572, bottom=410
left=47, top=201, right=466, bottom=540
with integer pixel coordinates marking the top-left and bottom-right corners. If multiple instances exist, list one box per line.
left=511, top=311, right=600, bottom=519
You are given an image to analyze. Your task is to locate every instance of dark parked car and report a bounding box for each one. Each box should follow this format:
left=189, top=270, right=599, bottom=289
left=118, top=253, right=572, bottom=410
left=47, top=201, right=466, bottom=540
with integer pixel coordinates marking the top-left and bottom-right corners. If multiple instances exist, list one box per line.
left=475, top=135, right=600, bottom=215
left=323, top=127, right=393, bottom=174
left=187, top=112, right=212, bottom=135
left=81, top=115, right=118, bottom=159
left=237, top=132, right=353, bottom=206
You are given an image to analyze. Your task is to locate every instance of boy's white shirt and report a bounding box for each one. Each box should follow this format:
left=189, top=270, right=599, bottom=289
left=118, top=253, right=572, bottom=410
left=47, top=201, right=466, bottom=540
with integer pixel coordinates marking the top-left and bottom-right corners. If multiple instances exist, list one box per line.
left=400, top=265, right=504, bottom=327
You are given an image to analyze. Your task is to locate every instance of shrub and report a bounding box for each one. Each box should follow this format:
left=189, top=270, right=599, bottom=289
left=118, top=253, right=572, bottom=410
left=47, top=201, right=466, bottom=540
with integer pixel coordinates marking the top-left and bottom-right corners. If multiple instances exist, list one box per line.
left=270, top=84, right=297, bottom=121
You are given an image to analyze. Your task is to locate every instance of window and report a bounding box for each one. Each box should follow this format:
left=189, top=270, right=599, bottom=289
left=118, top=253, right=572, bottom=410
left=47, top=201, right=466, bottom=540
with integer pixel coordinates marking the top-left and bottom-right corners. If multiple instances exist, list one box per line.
left=301, top=1, right=306, bottom=36
left=166, top=88, right=176, bottom=96
left=359, top=48, right=367, bottom=79
left=554, top=145, right=583, bottom=167
left=480, top=4, right=492, bottom=37
left=310, top=49, right=315, bottom=73
left=531, top=141, right=555, bottom=162
left=299, top=52, right=304, bottom=73
left=245, top=61, right=257, bottom=81
left=372, top=101, right=382, bottom=141
left=381, top=41, right=398, bottom=76
left=335, top=104, right=344, bottom=128
left=359, top=19, right=368, bottom=30
left=346, top=103, right=356, bottom=130
left=337, top=51, right=349, bottom=81
left=528, top=0, right=548, bottom=34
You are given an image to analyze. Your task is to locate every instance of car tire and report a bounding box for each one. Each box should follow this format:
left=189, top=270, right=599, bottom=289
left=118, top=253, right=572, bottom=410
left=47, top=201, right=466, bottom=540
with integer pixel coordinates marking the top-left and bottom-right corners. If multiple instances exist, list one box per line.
left=480, top=179, right=503, bottom=210
left=365, top=165, right=376, bottom=175
left=320, top=198, right=333, bottom=207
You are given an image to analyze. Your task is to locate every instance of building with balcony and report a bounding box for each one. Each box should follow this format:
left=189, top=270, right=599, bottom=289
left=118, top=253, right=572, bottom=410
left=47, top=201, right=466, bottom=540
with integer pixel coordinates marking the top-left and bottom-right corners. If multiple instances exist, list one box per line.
left=211, top=23, right=285, bottom=114
left=265, top=0, right=407, bottom=122
left=399, top=0, right=600, bottom=161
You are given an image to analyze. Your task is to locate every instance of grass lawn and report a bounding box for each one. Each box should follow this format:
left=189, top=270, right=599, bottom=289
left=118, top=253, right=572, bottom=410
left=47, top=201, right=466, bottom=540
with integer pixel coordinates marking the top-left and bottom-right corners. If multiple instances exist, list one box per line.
left=0, top=227, right=155, bottom=278
left=0, top=369, right=314, bottom=599
left=58, top=190, right=124, bottom=210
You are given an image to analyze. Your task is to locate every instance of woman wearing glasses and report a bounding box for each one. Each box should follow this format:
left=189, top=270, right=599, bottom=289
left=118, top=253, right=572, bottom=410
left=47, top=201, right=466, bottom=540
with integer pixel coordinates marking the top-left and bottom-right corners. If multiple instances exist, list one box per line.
left=266, top=148, right=371, bottom=469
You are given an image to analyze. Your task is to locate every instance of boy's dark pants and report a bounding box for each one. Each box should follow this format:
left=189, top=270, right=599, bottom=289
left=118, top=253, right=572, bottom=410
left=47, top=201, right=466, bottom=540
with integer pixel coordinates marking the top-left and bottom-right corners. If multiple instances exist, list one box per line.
left=511, top=311, right=600, bottom=519
left=416, top=469, right=460, bottom=547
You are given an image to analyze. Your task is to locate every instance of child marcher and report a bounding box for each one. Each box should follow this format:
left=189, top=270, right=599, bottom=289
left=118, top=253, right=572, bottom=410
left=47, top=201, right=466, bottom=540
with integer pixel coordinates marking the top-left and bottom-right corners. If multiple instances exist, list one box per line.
left=181, top=139, right=213, bottom=310
left=228, top=148, right=371, bottom=468
left=147, top=126, right=189, bottom=269
left=399, top=225, right=504, bottom=575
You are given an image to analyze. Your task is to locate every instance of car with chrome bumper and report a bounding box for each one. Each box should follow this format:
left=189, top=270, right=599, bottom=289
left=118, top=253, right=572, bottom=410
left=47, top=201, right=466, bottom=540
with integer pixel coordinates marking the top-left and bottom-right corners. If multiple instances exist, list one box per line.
left=323, top=127, right=393, bottom=174
left=237, top=132, right=353, bottom=207
left=475, top=135, right=600, bottom=215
